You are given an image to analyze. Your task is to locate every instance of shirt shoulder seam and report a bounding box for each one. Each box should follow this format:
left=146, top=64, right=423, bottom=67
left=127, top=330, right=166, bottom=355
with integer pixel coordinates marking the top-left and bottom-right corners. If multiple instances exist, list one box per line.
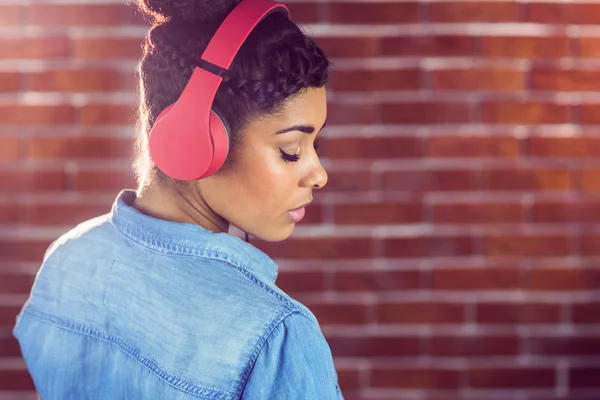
left=237, top=309, right=317, bottom=396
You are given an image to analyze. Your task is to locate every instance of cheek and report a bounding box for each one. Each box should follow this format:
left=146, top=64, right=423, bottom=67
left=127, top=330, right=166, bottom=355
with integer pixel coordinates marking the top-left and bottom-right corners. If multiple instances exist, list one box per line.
left=214, top=143, right=294, bottom=218
left=235, top=150, right=290, bottom=209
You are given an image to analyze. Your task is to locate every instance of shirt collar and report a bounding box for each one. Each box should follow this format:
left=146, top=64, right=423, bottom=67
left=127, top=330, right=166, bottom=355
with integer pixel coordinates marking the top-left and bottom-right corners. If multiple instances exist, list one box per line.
left=109, top=189, right=279, bottom=284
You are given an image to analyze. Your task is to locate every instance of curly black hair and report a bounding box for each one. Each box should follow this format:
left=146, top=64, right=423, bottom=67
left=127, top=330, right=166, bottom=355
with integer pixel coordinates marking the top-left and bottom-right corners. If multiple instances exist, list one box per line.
left=133, top=0, right=332, bottom=186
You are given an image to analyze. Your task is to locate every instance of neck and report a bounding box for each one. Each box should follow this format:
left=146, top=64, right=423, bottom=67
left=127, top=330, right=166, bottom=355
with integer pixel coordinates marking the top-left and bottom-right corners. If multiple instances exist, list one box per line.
left=133, top=180, right=229, bottom=234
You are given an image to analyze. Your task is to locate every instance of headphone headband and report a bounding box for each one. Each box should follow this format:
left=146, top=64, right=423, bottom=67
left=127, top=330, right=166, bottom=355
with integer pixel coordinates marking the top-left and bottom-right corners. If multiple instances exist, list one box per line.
left=203, top=0, right=290, bottom=71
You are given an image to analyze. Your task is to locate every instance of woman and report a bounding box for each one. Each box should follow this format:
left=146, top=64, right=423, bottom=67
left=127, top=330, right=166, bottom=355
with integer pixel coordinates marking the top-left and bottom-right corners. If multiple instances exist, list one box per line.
left=13, top=0, right=343, bottom=398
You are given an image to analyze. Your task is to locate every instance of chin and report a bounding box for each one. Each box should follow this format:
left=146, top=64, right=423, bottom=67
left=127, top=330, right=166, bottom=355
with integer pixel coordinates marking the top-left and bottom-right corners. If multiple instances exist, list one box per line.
left=254, top=224, right=295, bottom=242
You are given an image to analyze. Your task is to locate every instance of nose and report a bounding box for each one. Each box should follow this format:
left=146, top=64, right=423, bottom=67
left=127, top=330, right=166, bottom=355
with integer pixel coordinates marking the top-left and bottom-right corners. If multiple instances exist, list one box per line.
left=307, top=159, right=328, bottom=189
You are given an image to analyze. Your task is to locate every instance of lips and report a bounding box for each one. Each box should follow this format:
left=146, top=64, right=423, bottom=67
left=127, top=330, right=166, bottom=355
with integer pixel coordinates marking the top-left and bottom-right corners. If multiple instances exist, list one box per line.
left=286, top=206, right=306, bottom=223
left=286, top=201, right=311, bottom=223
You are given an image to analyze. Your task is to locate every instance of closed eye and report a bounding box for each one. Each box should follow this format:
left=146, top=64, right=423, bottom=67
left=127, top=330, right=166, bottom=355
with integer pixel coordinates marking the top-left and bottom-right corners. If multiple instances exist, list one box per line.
left=279, top=148, right=300, bottom=163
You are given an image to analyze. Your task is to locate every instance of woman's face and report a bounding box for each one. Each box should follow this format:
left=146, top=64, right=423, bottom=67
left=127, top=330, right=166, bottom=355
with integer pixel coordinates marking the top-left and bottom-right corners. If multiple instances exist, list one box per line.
left=196, top=86, right=328, bottom=242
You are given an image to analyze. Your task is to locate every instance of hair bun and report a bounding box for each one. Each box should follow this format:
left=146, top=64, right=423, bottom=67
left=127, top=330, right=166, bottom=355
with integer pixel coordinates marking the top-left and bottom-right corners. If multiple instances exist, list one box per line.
left=136, top=0, right=240, bottom=24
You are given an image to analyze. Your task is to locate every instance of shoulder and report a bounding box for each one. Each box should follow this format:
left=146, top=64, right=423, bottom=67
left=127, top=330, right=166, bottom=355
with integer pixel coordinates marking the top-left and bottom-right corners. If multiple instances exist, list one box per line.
left=264, top=308, right=331, bottom=353
left=41, top=212, right=115, bottom=262
left=241, top=310, right=341, bottom=399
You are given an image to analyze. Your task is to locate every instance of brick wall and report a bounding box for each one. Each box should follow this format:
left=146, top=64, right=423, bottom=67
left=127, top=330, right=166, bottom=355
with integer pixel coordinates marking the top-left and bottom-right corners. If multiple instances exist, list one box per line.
left=2, top=1, right=600, bottom=399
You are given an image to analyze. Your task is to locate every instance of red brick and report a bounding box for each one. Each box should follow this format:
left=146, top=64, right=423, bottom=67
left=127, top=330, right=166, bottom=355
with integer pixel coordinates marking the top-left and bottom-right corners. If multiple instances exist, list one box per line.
left=337, top=366, right=360, bottom=391
left=326, top=170, right=373, bottom=192
left=257, top=237, right=373, bottom=260
left=0, top=37, right=69, bottom=59
left=327, top=102, right=377, bottom=125
left=304, top=301, right=368, bottom=325
left=371, top=367, right=460, bottom=389
left=377, top=301, right=466, bottom=324
left=581, top=170, right=600, bottom=192
left=74, top=37, right=142, bottom=60
left=527, top=336, right=600, bottom=356
left=120, top=71, right=138, bottom=91
left=531, top=68, right=600, bottom=91
left=25, top=137, right=133, bottom=159
left=527, top=3, right=600, bottom=25
left=80, top=104, right=136, bottom=126
left=384, top=235, right=474, bottom=258
left=431, top=335, right=519, bottom=356
left=321, top=137, right=421, bottom=160
left=73, top=170, right=136, bottom=192
left=0, top=368, right=35, bottom=391
left=412, top=394, right=462, bottom=400
left=0, top=5, right=21, bottom=25
left=0, top=204, right=22, bottom=224
left=476, top=302, right=561, bottom=324
left=0, top=169, right=67, bottom=192
left=533, top=201, right=600, bottom=223
left=0, top=240, right=51, bottom=262
left=433, top=202, right=523, bottom=223
left=582, top=235, right=600, bottom=256
left=528, top=136, right=600, bottom=157
left=0, top=336, right=22, bottom=357
left=427, top=135, right=520, bottom=158
left=315, top=36, right=379, bottom=58
left=381, top=101, right=471, bottom=124
left=484, top=235, right=572, bottom=257
left=330, top=69, right=420, bottom=92
left=527, top=266, right=600, bottom=291
left=28, top=70, right=120, bottom=92
left=570, top=367, right=600, bottom=388
left=481, top=102, right=571, bottom=124
left=285, top=3, right=319, bottom=23
left=578, top=37, right=600, bottom=58
left=327, top=334, right=420, bottom=357
left=432, top=68, right=525, bottom=90
left=276, top=271, right=325, bottom=293
left=26, top=203, right=110, bottom=226
left=382, top=169, right=475, bottom=192
left=334, top=202, right=422, bottom=225
left=381, top=35, right=475, bottom=57
left=0, top=105, right=74, bottom=125
left=0, top=72, right=21, bottom=92
left=332, top=270, right=421, bottom=291
left=327, top=2, right=419, bottom=24
left=572, top=302, right=600, bottom=323
left=468, top=367, right=555, bottom=388
left=482, top=168, right=573, bottom=190
left=27, top=4, right=147, bottom=26
left=481, top=36, right=571, bottom=58
left=301, top=204, right=323, bottom=224
left=0, top=137, right=21, bottom=159
left=579, top=104, right=600, bottom=124
left=429, top=2, right=519, bottom=22
left=431, top=267, right=521, bottom=290
left=0, top=273, right=35, bottom=294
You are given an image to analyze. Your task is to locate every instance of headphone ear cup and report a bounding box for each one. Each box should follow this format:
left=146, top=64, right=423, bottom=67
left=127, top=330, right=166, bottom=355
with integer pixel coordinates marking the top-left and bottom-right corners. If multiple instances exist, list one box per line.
left=148, top=104, right=230, bottom=180
left=200, top=110, right=230, bottom=179
left=148, top=68, right=221, bottom=181
left=154, top=104, right=174, bottom=126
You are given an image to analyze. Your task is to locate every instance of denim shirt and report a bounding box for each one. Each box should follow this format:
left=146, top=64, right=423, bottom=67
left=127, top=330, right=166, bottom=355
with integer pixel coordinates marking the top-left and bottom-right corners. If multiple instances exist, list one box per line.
left=13, top=190, right=344, bottom=399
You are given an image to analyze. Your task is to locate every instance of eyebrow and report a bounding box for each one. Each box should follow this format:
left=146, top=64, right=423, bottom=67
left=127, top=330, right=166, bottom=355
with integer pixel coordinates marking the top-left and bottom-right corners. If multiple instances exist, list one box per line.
left=274, top=120, right=327, bottom=135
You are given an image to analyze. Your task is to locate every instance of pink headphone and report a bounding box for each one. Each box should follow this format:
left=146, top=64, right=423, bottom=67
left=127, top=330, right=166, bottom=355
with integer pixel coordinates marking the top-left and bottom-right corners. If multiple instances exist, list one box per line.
left=148, top=0, right=291, bottom=181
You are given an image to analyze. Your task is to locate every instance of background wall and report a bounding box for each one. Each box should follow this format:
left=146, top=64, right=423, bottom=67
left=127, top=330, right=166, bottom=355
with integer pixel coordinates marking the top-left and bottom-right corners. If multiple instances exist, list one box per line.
left=2, top=1, right=600, bottom=399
